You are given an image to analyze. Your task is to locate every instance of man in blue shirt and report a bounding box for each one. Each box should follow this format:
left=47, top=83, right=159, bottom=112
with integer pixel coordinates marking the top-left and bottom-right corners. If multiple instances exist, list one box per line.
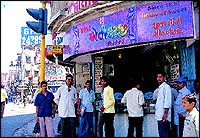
left=174, top=77, right=191, bottom=137
left=34, top=81, right=56, bottom=137
left=77, top=80, right=95, bottom=137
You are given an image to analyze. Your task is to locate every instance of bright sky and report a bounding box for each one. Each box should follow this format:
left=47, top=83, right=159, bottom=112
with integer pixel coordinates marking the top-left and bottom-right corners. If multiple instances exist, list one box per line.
left=1, top=1, right=41, bottom=73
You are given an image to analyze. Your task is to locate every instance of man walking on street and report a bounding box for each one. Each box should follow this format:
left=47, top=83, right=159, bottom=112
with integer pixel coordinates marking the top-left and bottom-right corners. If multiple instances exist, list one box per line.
left=153, top=71, right=172, bottom=137
left=1, top=85, right=8, bottom=118
left=174, top=77, right=191, bottom=137
left=99, top=76, right=115, bottom=137
left=121, top=80, right=145, bottom=137
left=77, top=80, right=95, bottom=137
left=34, top=81, right=56, bottom=137
left=54, top=74, right=77, bottom=137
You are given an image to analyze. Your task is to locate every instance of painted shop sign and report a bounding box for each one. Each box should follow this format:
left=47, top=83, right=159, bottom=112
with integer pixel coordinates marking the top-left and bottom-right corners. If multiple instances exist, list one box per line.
left=137, top=1, right=194, bottom=42
left=63, top=1, right=194, bottom=60
left=65, top=1, right=99, bottom=17
left=63, top=6, right=137, bottom=61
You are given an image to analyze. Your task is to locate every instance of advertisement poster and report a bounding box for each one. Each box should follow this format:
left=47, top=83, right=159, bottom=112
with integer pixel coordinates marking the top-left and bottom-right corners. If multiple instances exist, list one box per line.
left=170, top=64, right=180, bottom=86
left=137, top=1, right=194, bottom=42
left=62, top=1, right=194, bottom=61
left=94, top=57, right=103, bottom=93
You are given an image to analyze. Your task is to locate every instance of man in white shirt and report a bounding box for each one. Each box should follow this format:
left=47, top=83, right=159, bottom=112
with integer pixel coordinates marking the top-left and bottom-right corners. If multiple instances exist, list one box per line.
left=121, top=80, right=145, bottom=137
left=54, top=74, right=77, bottom=137
left=154, top=71, right=172, bottom=137
left=174, top=77, right=191, bottom=137
left=33, top=82, right=41, bottom=103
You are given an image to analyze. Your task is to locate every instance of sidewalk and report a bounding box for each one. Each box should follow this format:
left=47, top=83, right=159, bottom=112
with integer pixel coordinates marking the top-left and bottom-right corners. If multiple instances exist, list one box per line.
left=112, top=113, right=159, bottom=137
left=12, top=110, right=159, bottom=137
left=13, top=113, right=62, bottom=137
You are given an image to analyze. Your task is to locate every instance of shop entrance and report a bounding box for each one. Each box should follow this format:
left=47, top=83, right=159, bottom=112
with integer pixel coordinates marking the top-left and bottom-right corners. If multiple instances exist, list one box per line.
left=101, top=43, right=180, bottom=94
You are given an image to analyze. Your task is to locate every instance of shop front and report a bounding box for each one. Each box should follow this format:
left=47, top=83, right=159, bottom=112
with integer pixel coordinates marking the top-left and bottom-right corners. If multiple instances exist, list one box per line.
left=47, top=1, right=198, bottom=135
left=60, top=0, right=196, bottom=103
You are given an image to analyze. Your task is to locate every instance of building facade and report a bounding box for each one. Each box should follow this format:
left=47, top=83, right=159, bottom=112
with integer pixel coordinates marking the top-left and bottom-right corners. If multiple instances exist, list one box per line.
left=47, top=1, right=199, bottom=93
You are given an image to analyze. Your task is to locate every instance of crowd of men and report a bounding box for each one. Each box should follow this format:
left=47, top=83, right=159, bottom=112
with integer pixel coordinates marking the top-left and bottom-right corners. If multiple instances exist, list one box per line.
left=1, top=72, right=199, bottom=137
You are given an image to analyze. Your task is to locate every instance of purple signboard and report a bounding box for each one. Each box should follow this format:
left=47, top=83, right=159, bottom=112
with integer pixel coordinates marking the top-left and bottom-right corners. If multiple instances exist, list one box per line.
left=63, top=1, right=194, bottom=61
left=137, top=1, right=194, bottom=42
left=63, top=5, right=138, bottom=60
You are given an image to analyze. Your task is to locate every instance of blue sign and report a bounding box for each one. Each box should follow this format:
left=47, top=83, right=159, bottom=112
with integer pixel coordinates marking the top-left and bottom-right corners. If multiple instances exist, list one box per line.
left=21, top=27, right=41, bottom=47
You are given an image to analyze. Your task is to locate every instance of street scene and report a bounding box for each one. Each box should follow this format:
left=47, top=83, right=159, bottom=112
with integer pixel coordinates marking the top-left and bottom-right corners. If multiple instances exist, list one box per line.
left=1, top=101, right=159, bottom=137
left=1, top=1, right=199, bottom=137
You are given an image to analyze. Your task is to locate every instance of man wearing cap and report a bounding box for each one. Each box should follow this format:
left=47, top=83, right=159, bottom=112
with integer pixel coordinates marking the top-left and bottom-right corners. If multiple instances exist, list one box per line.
left=174, top=77, right=191, bottom=137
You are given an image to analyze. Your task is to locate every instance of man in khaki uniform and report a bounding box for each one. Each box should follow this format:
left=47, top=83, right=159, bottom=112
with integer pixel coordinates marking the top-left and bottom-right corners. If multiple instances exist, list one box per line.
left=1, top=85, right=8, bottom=118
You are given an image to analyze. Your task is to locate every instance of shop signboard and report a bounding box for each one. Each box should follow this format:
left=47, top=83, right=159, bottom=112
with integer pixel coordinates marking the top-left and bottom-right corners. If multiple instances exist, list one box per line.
left=21, top=27, right=41, bottom=47
left=137, top=1, right=194, bottom=43
left=62, top=1, right=194, bottom=61
left=63, top=29, right=74, bottom=60
left=46, top=45, right=62, bottom=55
left=65, top=1, right=99, bottom=17
left=63, top=5, right=137, bottom=60
left=45, top=65, right=66, bottom=92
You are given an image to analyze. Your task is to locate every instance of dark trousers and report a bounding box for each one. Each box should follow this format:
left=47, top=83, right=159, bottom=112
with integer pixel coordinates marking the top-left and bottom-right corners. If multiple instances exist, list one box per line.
left=179, top=116, right=185, bottom=137
left=1, top=101, right=5, bottom=118
left=158, top=120, right=170, bottom=137
left=61, top=117, right=76, bottom=137
left=79, top=112, right=93, bottom=137
left=128, top=116, right=143, bottom=137
left=97, top=111, right=104, bottom=137
left=103, top=113, right=115, bottom=137
left=170, top=124, right=178, bottom=137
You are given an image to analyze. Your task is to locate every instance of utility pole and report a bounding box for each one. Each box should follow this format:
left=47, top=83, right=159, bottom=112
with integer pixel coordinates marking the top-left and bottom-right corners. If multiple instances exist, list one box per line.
left=29, top=65, right=32, bottom=95
left=40, top=1, right=46, bottom=83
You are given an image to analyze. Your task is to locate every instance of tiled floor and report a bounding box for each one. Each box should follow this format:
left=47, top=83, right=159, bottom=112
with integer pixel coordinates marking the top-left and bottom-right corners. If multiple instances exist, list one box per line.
left=111, top=113, right=159, bottom=137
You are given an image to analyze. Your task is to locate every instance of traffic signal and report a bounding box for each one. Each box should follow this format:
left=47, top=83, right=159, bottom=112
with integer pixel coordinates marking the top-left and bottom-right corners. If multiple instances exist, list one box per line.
left=26, top=8, right=47, bottom=35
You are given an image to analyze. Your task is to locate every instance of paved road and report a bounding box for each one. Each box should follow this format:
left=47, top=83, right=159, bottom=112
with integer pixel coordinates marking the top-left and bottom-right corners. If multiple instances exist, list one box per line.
left=1, top=102, right=61, bottom=137
left=1, top=103, right=36, bottom=137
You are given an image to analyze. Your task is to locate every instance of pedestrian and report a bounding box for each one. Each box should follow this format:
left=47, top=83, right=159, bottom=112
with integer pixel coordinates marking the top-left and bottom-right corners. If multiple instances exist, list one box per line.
left=34, top=81, right=56, bottom=137
left=193, top=79, right=199, bottom=111
left=153, top=71, right=172, bottom=137
left=77, top=80, right=95, bottom=137
left=54, top=74, right=77, bottom=137
left=174, top=77, right=191, bottom=137
left=97, top=83, right=104, bottom=137
left=1, top=85, right=8, bottom=118
left=23, top=93, right=28, bottom=107
left=16, top=93, right=21, bottom=105
left=121, top=80, right=145, bottom=137
left=170, top=86, right=179, bottom=137
left=33, top=82, right=41, bottom=103
left=182, top=94, right=199, bottom=137
left=98, top=76, right=115, bottom=137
